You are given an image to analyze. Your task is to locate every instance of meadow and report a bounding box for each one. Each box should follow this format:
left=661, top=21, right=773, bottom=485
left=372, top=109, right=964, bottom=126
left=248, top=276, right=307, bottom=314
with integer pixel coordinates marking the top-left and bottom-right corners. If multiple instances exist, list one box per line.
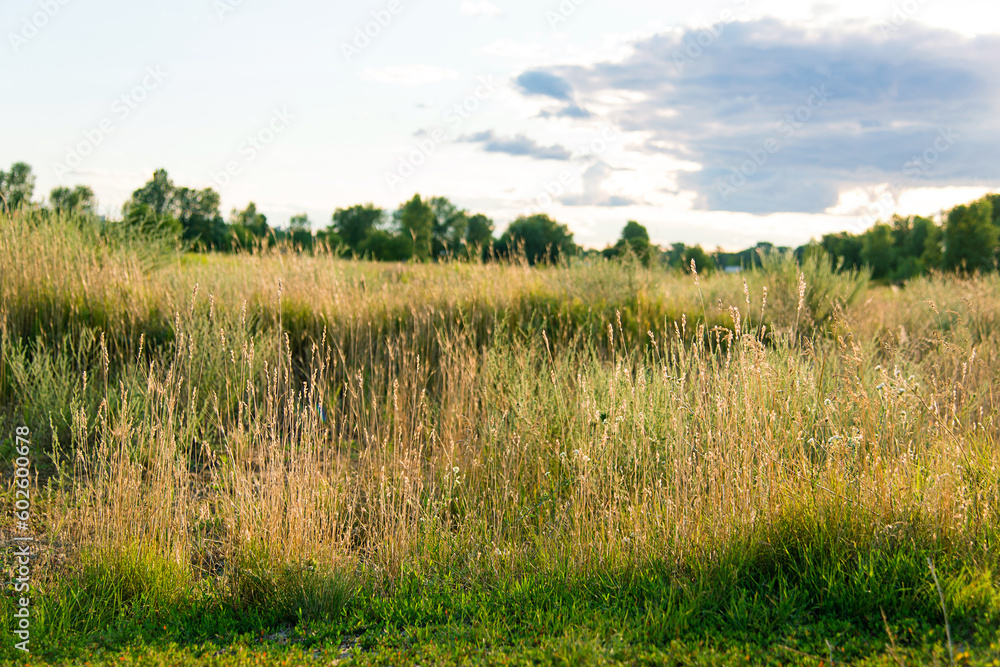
left=1, top=209, right=999, bottom=665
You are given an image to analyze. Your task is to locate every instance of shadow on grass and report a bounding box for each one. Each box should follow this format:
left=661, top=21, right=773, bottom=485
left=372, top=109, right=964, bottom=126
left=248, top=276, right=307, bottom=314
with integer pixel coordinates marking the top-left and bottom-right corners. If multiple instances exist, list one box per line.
left=7, top=512, right=998, bottom=663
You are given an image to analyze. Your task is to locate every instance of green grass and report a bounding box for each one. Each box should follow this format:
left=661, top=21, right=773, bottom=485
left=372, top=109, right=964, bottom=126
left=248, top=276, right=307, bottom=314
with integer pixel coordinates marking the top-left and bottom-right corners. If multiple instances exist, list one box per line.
left=2, top=210, right=1000, bottom=664
left=7, top=526, right=1000, bottom=664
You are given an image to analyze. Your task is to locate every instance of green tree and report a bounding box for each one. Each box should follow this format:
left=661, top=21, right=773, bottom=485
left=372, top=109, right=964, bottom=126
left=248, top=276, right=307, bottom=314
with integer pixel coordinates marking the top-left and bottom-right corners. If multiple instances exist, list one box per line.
left=604, top=220, right=654, bottom=265
left=860, top=223, right=894, bottom=280
left=621, top=220, right=649, bottom=245
left=231, top=202, right=269, bottom=240
left=122, top=169, right=181, bottom=238
left=465, top=213, right=494, bottom=252
left=986, top=194, right=1000, bottom=228
left=359, top=229, right=413, bottom=261
left=50, top=185, right=96, bottom=216
left=289, top=213, right=313, bottom=249
left=921, top=222, right=944, bottom=271
left=127, top=169, right=174, bottom=218
left=429, top=196, right=469, bottom=258
left=175, top=187, right=227, bottom=250
left=944, top=198, right=998, bottom=273
left=121, top=170, right=179, bottom=237
left=683, top=244, right=714, bottom=275
left=331, top=204, right=384, bottom=253
left=821, top=232, right=863, bottom=271
left=395, top=195, right=434, bottom=261
left=890, top=215, right=939, bottom=279
left=123, top=202, right=182, bottom=238
left=228, top=224, right=257, bottom=249
left=497, top=214, right=576, bottom=265
left=315, top=227, right=344, bottom=250
left=122, top=170, right=232, bottom=248
left=665, top=242, right=687, bottom=268
left=0, top=162, right=36, bottom=210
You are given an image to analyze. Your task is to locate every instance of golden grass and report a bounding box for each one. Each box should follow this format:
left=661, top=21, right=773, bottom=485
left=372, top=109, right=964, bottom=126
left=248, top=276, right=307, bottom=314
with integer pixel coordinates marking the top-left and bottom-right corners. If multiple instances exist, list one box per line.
left=2, top=210, right=998, bottom=596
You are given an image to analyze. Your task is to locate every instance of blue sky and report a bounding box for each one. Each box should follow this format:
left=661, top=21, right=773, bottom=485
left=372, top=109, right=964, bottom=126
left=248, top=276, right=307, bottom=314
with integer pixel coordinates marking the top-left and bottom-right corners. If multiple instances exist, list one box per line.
left=2, top=0, right=998, bottom=249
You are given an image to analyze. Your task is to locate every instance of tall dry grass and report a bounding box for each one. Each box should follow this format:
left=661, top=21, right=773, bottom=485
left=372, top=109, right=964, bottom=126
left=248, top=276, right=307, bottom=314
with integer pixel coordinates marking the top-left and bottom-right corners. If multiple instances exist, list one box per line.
left=1, top=211, right=998, bottom=619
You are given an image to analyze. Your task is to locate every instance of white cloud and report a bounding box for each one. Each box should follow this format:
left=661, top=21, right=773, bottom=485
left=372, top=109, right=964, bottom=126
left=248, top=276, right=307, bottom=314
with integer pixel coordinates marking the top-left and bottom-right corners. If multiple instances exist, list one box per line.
left=357, top=65, right=461, bottom=86
left=897, top=186, right=996, bottom=217
left=825, top=186, right=883, bottom=217
left=826, top=184, right=998, bottom=224
left=459, top=1, right=501, bottom=17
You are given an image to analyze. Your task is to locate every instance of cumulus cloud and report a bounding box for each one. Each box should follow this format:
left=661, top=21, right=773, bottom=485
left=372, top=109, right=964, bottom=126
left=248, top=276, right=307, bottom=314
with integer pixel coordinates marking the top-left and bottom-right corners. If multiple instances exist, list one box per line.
left=540, top=103, right=592, bottom=119
left=512, top=19, right=1000, bottom=214
left=560, top=162, right=638, bottom=207
left=460, top=130, right=572, bottom=160
left=514, top=70, right=594, bottom=119
left=515, top=70, right=574, bottom=100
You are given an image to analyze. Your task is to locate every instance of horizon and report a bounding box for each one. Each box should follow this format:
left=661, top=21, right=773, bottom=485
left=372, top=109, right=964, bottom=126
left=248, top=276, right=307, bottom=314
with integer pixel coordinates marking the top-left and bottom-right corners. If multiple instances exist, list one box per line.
left=3, top=0, right=999, bottom=251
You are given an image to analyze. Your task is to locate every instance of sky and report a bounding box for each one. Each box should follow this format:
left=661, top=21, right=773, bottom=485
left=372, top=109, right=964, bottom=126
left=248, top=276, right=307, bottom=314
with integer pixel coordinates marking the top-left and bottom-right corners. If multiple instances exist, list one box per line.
left=2, top=0, right=999, bottom=250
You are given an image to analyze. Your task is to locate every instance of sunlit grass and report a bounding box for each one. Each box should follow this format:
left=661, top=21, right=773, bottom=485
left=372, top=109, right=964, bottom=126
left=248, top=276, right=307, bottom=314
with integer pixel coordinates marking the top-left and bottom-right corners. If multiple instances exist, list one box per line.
left=2, top=210, right=999, bottom=664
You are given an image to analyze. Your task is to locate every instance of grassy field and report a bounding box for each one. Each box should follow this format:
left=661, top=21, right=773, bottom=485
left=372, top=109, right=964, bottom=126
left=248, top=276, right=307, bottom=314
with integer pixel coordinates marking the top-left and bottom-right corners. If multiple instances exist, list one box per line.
left=2, top=209, right=999, bottom=665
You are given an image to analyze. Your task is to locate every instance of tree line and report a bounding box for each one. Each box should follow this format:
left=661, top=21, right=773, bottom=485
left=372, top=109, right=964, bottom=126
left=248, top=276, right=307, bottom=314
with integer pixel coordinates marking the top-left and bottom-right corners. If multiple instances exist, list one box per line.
left=2, top=161, right=998, bottom=276
left=818, top=197, right=1000, bottom=279
left=0, top=164, right=578, bottom=264
left=594, top=195, right=1000, bottom=278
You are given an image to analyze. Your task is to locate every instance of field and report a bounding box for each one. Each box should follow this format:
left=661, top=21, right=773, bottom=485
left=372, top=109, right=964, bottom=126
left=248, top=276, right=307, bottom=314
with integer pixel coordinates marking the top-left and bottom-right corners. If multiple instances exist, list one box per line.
left=2, top=210, right=999, bottom=665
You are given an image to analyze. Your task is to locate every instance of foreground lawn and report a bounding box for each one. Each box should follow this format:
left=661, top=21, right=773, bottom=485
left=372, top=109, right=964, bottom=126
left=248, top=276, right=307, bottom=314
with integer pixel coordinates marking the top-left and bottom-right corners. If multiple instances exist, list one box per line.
left=6, top=542, right=1000, bottom=664
left=7, top=595, right=1000, bottom=665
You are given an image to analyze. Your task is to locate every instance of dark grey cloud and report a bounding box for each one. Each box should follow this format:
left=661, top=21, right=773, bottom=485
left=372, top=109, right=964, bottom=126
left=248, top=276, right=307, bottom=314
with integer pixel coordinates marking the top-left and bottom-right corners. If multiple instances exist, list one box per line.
left=460, top=130, right=572, bottom=160
left=515, top=19, right=1000, bottom=214
left=462, top=130, right=494, bottom=142
left=515, top=70, right=574, bottom=100
left=559, top=104, right=592, bottom=119
left=539, top=103, right=592, bottom=119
